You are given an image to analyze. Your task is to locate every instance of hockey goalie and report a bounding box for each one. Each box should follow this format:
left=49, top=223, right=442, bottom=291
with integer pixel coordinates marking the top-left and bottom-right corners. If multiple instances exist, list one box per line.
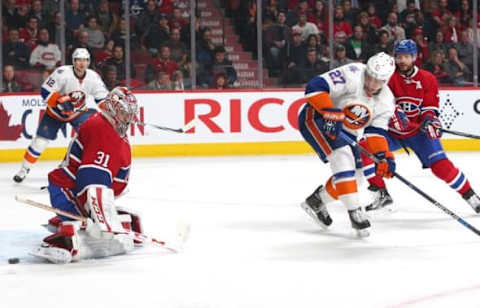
left=31, top=86, right=143, bottom=264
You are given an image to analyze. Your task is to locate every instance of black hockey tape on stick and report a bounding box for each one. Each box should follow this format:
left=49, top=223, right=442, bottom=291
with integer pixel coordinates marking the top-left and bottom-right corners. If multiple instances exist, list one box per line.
left=440, top=128, right=480, bottom=140
left=14, top=195, right=189, bottom=252
left=135, top=118, right=198, bottom=133
left=339, top=131, right=480, bottom=237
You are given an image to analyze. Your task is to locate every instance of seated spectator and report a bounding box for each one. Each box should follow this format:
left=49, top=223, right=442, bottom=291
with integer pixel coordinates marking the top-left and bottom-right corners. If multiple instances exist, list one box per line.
left=166, top=28, right=187, bottom=66
left=357, top=11, right=378, bottom=45
left=103, top=45, right=136, bottom=81
left=171, top=70, right=188, bottom=90
left=112, top=19, right=138, bottom=49
left=145, top=71, right=173, bottom=90
left=19, top=16, right=40, bottom=51
left=169, top=7, right=187, bottom=30
left=196, top=28, right=216, bottom=67
left=366, top=3, right=382, bottom=29
left=308, top=0, right=328, bottom=36
left=424, top=50, right=451, bottom=84
left=266, top=11, right=290, bottom=76
left=282, top=29, right=306, bottom=84
left=14, top=2, right=30, bottom=29
left=2, top=65, right=23, bottom=92
left=30, top=0, right=48, bottom=28
left=331, top=43, right=353, bottom=69
left=3, top=28, right=30, bottom=69
left=455, top=30, right=474, bottom=69
left=455, top=0, right=471, bottom=29
left=372, top=30, right=394, bottom=55
left=94, top=39, right=115, bottom=67
left=305, top=34, right=322, bottom=57
left=399, top=0, right=419, bottom=25
left=411, top=28, right=429, bottom=68
left=157, top=0, right=174, bottom=14
left=429, top=30, right=449, bottom=57
left=146, top=45, right=178, bottom=82
left=445, top=47, right=471, bottom=86
left=66, top=0, right=86, bottom=36
left=203, top=46, right=237, bottom=86
left=136, top=0, right=159, bottom=38
left=324, top=5, right=352, bottom=38
left=95, top=0, right=119, bottom=39
left=299, top=48, right=328, bottom=83
left=3, top=0, right=17, bottom=29
left=342, top=0, right=360, bottom=27
left=210, top=72, right=228, bottom=90
left=68, top=31, right=96, bottom=67
left=85, top=16, right=105, bottom=50
left=380, top=12, right=406, bottom=44
left=432, top=0, right=452, bottom=28
left=29, top=28, right=61, bottom=71
left=443, top=15, right=461, bottom=44
left=345, top=25, right=371, bottom=63
left=103, top=65, right=122, bottom=90
left=292, top=12, right=319, bottom=43
left=145, top=13, right=171, bottom=54
left=47, top=11, right=74, bottom=48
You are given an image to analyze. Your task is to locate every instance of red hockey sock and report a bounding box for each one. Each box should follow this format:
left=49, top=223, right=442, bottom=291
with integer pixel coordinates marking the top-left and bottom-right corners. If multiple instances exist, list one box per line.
left=430, top=159, right=471, bottom=195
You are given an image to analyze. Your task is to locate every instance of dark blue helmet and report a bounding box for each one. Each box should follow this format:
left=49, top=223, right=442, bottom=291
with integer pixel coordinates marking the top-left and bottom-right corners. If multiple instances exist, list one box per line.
left=394, top=39, right=417, bottom=55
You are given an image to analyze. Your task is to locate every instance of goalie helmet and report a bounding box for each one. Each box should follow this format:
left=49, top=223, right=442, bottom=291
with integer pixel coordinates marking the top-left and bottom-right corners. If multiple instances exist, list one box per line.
left=72, top=48, right=90, bottom=66
left=365, top=52, right=395, bottom=81
left=103, top=86, right=138, bottom=136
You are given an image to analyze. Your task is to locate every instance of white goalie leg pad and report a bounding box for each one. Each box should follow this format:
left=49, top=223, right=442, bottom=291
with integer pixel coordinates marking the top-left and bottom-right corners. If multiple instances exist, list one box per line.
left=85, top=185, right=126, bottom=235
left=72, top=232, right=134, bottom=261
left=116, top=206, right=144, bottom=234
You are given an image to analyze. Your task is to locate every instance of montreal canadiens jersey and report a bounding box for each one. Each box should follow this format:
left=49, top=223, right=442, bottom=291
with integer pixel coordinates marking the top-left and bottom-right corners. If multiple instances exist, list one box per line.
left=41, top=65, right=109, bottom=122
left=305, top=63, right=395, bottom=138
left=48, top=112, right=131, bottom=199
left=388, top=66, right=439, bottom=138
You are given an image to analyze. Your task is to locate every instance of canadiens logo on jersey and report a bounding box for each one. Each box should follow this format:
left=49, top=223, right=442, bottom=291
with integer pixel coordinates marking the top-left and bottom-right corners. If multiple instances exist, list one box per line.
left=343, top=103, right=372, bottom=130
left=396, top=96, right=422, bottom=118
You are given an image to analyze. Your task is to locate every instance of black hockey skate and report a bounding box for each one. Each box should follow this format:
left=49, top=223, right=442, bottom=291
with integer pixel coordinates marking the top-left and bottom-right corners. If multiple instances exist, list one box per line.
left=365, top=185, right=393, bottom=212
left=463, top=189, right=480, bottom=213
left=300, top=185, right=333, bottom=229
left=348, top=208, right=371, bottom=237
left=13, top=166, right=30, bottom=183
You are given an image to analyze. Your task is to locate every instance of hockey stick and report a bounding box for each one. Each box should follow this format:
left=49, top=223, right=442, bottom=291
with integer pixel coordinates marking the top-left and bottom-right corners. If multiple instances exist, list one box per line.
left=14, top=195, right=190, bottom=252
left=440, top=128, right=480, bottom=140
left=135, top=118, right=198, bottom=133
left=338, top=131, right=480, bottom=237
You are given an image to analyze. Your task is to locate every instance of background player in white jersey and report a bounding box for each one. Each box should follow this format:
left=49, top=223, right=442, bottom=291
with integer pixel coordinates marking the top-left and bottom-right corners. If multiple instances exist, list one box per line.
left=298, top=52, right=396, bottom=236
left=13, top=48, right=109, bottom=183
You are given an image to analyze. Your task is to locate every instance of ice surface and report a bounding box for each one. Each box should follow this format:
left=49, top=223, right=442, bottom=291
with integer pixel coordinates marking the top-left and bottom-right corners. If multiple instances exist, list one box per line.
left=1, top=153, right=480, bottom=308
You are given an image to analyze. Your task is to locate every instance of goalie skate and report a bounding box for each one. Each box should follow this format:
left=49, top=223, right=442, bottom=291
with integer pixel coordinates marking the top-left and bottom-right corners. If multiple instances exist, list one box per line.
left=30, top=245, right=72, bottom=264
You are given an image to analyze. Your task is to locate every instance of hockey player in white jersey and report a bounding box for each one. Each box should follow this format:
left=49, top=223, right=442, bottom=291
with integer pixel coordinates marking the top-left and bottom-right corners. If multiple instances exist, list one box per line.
left=13, top=48, right=109, bottom=183
left=298, top=52, right=396, bottom=236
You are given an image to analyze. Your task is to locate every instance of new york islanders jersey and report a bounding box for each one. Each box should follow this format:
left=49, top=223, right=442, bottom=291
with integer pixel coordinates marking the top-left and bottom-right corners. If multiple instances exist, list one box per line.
left=387, top=66, right=439, bottom=138
left=48, top=112, right=131, bottom=200
left=305, top=63, right=395, bottom=139
left=41, top=65, right=108, bottom=122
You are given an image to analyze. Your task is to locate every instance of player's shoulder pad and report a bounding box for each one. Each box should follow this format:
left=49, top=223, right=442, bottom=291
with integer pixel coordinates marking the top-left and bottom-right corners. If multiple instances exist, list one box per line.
left=52, top=65, right=71, bottom=76
left=419, top=68, right=437, bottom=82
left=86, top=68, right=104, bottom=81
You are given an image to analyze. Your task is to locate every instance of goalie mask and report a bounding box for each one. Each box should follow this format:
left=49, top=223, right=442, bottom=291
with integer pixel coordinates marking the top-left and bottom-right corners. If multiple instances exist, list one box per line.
left=103, top=87, right=138, bottom=136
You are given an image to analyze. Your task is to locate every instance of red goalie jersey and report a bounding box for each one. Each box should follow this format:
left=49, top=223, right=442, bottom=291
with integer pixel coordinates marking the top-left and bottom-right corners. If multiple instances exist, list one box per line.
left=48, top=112, right=131, bottom=200
left=387, top=66, right=440, bottom=138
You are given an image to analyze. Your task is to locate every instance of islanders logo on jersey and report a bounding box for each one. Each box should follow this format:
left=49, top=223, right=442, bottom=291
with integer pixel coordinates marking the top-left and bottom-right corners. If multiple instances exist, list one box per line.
left=395, top=96, right=422, bottom=118
left=343, top=103, right=372, bottom=130
left=68, top=90, right=87, bottom=109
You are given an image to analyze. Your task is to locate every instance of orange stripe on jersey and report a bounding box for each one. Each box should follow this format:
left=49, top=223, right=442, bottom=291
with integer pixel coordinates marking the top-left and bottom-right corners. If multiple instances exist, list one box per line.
left=365, top=135, right=389, bottom=154
left=335, top=180, right=358, bottom=196
left=46, top=91, right=61, bottom=108
left=306, top=107, right=332, bottom=156
left=307, top=92, right=334, bottom=112
left=325, top=177, right=339, bottom=200
left=24, top=151, right=38, bottom=164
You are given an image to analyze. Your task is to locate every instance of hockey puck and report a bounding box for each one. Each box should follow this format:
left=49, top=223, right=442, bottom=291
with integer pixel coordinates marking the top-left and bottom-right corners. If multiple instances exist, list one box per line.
left=8, top=258, right=20, bottom=264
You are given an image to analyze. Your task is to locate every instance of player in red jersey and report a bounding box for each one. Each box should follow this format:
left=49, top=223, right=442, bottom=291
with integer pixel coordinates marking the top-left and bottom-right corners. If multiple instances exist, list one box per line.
left=30, top=86, right=143, bottom=264
left=360, top=40, right=480, bottom=213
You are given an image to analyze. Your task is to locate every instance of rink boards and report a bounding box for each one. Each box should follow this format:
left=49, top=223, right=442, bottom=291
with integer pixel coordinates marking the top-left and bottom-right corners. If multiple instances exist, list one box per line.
left=1, top=88, right=480, bottom=162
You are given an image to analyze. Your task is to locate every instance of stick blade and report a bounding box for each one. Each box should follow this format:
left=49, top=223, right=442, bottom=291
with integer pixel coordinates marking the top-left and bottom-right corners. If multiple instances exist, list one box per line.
left=182, top=119, right=198, bottom=133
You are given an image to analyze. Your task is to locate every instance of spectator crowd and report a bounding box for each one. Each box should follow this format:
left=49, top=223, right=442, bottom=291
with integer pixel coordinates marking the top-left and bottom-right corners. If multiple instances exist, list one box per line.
left=1, top=0, right=479, bottom=92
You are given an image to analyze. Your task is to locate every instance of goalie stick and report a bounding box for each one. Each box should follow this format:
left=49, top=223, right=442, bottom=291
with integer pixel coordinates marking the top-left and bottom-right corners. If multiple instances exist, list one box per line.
left=339, top=131, right=480, bottom=237
left=135, top=118, right=198, bottom=133
left=15, top=195, right=190, bottom=253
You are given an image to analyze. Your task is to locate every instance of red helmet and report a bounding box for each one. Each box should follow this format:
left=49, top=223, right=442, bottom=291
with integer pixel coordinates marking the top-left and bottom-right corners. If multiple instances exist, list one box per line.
left=103, top=86, right=138, bottom=136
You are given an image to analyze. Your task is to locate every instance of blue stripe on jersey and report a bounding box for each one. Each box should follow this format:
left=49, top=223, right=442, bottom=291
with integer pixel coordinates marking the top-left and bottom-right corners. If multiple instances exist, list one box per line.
left=305, top=76, right=330, bottom=95
left=28, top=146, right=41, bottom=157
left=363, top=166, right=376, bottom=177
left=115, top=167, right=130, bottom=181
left=70, top=140, right=83, bottom=161
left=364, top=126, right=390, bottom=138
left=75, top=166, right=112, bottom=193
left=333, top=170, right=356, bottom=180
left=41, top=87, right=50, bottom=100
left=451, top=173, right=465, bottom=190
